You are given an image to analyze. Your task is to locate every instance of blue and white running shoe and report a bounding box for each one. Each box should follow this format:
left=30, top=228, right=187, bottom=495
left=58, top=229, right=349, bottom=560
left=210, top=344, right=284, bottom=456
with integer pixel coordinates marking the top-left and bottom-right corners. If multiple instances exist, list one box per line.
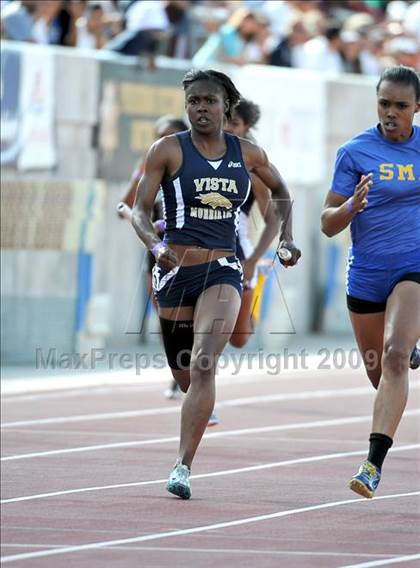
left=349, top=460, right=381, bottom=499
left=166, top=459, right=191, bottom=499
left=207, top=411, right=219, bottom=427
left=410, top=346, right=420, bottom=370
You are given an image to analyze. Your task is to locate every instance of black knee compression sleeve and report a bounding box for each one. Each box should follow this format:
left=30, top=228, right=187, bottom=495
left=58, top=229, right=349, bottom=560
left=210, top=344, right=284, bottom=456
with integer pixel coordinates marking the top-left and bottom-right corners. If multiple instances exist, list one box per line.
left=159, top=318, right=194, bottom=370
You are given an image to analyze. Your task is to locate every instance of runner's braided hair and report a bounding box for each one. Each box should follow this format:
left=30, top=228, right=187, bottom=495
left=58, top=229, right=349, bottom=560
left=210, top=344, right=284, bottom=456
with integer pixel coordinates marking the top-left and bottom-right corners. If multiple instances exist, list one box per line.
left=182, top=69, right=241, bottom=120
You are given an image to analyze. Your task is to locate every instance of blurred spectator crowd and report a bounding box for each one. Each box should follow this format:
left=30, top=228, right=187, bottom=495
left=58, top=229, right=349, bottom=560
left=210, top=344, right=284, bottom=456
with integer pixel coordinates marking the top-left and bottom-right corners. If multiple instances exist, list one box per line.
left=1, top=0, right=418, bottom=74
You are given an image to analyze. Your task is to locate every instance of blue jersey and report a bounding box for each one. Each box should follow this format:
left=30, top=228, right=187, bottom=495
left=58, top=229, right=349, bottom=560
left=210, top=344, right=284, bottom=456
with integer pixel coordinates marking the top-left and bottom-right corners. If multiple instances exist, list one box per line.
left=331, top=125, right=420, bottom=261
left=162, top=131, right=251, bottom=251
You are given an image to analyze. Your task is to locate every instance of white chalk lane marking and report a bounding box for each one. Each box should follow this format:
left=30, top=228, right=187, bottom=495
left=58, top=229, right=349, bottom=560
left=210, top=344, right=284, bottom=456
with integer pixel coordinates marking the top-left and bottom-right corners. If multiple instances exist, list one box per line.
left=2, top=443, right=419, bottom=505
left=339, top=553, right=420, bottom=567
left=0, top=384, right=380, bottom=428
left=1, top=383, right=161, bottom=403
left=1, top=492, right=418, bottom=563
left=2, top=355, right=351, bottom=398
left=3, top=381, right=419, bottom=429
left=2, top=409, right=419, bottom=462
left=0, top=543, right=404, bottom=560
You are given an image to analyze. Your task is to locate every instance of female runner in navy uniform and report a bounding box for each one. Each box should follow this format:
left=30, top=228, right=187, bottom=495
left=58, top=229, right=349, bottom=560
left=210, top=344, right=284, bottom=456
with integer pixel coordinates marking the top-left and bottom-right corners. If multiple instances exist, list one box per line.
left=131, top=69, right=300, bottom=499
left=321, top=66, right=420, bottom=499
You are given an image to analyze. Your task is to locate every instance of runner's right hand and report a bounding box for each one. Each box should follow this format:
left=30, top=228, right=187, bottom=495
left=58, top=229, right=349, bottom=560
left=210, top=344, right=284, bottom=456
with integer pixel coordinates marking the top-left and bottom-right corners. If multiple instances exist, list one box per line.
left=349, top=173, right=372, bottom=213
left=155, top=245, right=179, bottom=270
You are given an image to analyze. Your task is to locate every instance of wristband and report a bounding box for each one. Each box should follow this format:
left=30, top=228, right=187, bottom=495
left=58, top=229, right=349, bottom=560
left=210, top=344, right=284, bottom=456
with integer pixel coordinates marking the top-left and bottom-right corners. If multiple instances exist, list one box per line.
left=154, top=219, right=166, bottom=233
left=151, top=242, right=166, bottom=259
left=346, top=199, right=354, bottom=214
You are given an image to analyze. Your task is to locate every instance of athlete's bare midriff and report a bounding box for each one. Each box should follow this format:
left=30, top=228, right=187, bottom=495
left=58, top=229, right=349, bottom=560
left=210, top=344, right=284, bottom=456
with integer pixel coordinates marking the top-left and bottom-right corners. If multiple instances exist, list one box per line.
left=167, top=243, right=233, bottom=266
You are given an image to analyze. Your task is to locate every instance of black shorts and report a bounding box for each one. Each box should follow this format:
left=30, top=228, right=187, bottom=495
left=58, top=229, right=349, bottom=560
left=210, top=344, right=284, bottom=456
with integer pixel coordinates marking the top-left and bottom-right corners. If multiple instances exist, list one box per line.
left=347, top=272, right=420, bottom=314
left=152, top=256, right=243, bottom=308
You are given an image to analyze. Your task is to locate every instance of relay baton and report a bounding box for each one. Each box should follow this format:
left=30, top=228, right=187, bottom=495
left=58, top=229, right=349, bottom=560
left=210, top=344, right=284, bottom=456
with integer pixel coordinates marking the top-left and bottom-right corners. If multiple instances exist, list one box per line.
left=116, top=202, right=133, bottom=222
left=277, top=248, right=292, bottom=262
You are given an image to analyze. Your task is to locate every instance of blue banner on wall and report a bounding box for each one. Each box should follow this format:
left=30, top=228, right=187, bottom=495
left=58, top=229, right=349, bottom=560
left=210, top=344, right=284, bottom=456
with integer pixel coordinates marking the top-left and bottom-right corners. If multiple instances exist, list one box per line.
left=1, top=47, right=22, bottom=165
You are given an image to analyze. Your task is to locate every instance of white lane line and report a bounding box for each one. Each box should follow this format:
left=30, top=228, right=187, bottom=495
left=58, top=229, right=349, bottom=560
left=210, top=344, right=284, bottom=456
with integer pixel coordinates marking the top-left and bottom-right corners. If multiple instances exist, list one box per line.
left=2, top=409, right=419, bottom=462
left=102, top=548, right=403, bottom=560
left=99, top=548, right=402, bottom=559
left=1, top=491, right=418, bottom=564
left=2, top=444, right=418, bottom=505
left=1, top=384, right=381, bottom=428
left=0, top=544, right=402, bottom=559
left=339, top=554, right=420, bottom=567
left=1, top=384, right=161, bottom=403
left=1, top=373, right=270, bottom=402
left=0, top=371, right=289, bottom=402
left=4, top=380, right=419, bottom=429
left=1, top=356, right=336, bottom=397
left=3, top=380, right=419, bottom=429
left=2, top=406, right=179, bottom=428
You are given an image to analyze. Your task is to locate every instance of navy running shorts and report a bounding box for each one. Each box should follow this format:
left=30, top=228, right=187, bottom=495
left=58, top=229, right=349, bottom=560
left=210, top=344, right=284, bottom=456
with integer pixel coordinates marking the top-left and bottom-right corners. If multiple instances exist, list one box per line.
left=152, top=255, right=243, bottom=308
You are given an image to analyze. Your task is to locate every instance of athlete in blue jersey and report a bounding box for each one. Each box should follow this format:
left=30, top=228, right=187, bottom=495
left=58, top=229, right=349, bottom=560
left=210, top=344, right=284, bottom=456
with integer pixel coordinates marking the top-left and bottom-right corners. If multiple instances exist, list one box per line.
left=131, top=69, right=301, bottom=499
left=321, top=66, right=420, bottom=499
left=225, top=98, right=279, bottom=348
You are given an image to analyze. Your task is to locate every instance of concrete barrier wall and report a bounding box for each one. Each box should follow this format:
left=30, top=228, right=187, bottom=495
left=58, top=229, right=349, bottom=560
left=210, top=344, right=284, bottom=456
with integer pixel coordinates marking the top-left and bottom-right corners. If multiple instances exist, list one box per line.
left=1, top=178, right=104, bottom=363
left=1, top=251, right=77, bottom=362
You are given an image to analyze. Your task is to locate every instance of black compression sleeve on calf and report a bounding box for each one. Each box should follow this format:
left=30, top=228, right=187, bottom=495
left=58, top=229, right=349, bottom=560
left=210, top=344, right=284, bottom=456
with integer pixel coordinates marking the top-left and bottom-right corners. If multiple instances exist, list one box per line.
left=159, top=318, right=194, bottom=370
left=368, top=432, right=393, bottom=470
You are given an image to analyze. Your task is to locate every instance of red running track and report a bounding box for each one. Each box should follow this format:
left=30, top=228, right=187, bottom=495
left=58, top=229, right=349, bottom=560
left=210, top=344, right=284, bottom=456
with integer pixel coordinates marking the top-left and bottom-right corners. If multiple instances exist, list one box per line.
left=1, top=365, right=420, bottom=568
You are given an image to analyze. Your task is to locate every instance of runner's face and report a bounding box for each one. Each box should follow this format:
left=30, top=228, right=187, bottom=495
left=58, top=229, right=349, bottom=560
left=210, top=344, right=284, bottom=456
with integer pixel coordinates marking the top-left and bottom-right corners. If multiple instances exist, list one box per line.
left=377, top=80, right=419, bottom=142
left=225, top=111, right=248, bottom=138
left=185, top=81, right=227, bottom=134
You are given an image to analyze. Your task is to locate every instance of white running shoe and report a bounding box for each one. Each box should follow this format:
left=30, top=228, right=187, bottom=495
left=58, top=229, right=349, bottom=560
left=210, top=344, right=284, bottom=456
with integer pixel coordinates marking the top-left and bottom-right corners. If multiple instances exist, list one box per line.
left=207, top=411, right=219, bottom=427
left=410, top=346, right=420, bottom=370
left=166, top=459, right=191, bottom=499
left=164, top=381, right=182, bottom=400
